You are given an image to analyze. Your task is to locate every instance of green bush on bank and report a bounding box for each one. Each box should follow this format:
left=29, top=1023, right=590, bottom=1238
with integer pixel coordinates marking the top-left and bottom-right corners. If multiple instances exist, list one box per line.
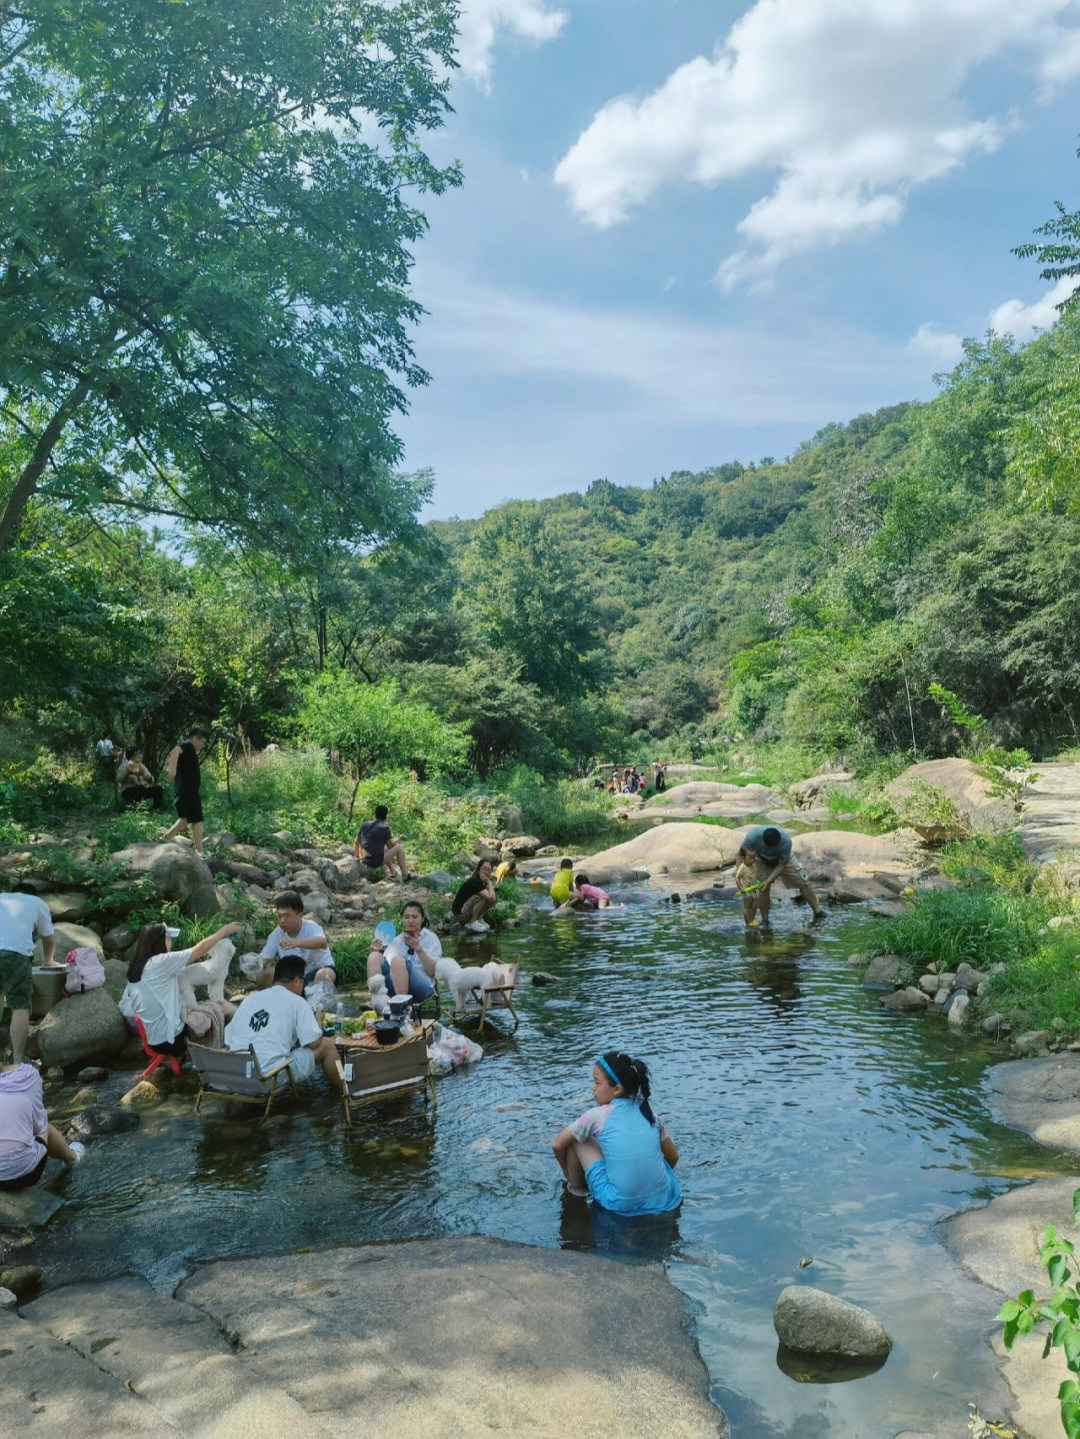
left=872, top=833, right=1080, bottom=1030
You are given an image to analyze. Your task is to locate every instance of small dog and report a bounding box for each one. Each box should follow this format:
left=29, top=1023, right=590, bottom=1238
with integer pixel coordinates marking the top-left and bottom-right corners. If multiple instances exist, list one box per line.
left=367, top=971, right=390, bottom=1015
left=177, top=937, right=235, bottom=1011
left=435, top=956, right=516, bottom=1011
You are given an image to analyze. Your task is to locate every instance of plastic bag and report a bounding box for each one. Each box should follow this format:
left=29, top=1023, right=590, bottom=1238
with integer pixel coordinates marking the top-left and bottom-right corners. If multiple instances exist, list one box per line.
left=304, top=979, right=337, bottom=1014
left=427, top=1022, right=483, bottom=1074
left=238, top=951, right=264, bottom=980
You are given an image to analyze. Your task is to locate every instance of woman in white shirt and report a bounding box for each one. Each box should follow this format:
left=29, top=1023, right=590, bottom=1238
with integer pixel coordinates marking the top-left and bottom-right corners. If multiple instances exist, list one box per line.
left=369, top=901, right=442, bottom=1004
left=120, top=919, right=241, bottom=1053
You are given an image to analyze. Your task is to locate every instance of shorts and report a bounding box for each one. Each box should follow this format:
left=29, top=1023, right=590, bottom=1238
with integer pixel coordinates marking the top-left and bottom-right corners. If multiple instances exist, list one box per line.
left=751, top=854, right=809, bottom=887
left=584, top=1158, right=682, bottom=1217
left=382, top=956, right=435, bottom=1003
left=304, top=961, right=337, bottom=983
left=174, top=789, right=203, bottom=824
left=0, top=948, right=33, bottom=1011
left=0, top=1149, right=48, bottom=1192
left=280, top=1046, right=317, bottom=1086
left=457, top=894, right=491, bottom=924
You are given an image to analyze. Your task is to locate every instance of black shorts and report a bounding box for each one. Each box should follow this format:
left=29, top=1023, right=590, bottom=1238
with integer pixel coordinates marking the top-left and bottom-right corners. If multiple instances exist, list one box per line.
left=0, top=1150, right=48, bottom=1191
left=175, top=790, right=203, bottom=824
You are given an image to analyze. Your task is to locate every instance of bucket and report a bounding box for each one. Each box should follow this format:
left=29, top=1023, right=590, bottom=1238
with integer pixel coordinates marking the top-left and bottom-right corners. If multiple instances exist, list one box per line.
left=31, top=967, right=67, bottom=1019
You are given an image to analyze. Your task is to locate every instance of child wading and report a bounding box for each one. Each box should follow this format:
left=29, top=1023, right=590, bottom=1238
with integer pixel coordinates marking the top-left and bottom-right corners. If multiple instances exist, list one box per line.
left=734, top=844, right=762, bottom=927
left=550, top=1052, right=681, bottom=1215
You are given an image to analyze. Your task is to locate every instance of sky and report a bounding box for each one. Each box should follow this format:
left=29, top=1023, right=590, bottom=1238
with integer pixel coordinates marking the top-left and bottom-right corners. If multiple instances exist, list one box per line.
left=394, top=0, right=1080, bottom=520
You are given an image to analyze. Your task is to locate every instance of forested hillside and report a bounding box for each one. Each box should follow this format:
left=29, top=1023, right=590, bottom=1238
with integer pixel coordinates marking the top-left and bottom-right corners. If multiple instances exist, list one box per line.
left=426, top=314, right=1080, bottom=763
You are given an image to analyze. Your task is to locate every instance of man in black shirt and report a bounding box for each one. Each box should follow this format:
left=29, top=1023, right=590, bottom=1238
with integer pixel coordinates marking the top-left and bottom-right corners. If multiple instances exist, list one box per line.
left=352, top=804, right=411, bottom=882
left=164, top=727, right=209, bottom=853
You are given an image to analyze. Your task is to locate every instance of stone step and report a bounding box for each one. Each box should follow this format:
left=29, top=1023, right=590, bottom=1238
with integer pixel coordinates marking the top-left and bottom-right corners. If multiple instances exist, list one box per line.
left=24, top=1275, right=335, bottom=1439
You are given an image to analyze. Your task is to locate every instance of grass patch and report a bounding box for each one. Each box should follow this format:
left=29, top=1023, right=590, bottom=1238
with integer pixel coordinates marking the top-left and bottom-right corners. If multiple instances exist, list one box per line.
left=872, top=887, right=1043, bottom=972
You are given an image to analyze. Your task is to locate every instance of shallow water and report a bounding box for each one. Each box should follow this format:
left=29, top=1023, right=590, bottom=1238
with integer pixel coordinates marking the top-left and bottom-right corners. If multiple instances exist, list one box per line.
left=25, top=890, right=1072, bottom=1437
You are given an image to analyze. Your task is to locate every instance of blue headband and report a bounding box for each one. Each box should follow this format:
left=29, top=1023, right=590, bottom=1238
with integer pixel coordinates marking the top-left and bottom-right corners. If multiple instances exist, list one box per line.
left=597, top=1056, right=620, bottom=1087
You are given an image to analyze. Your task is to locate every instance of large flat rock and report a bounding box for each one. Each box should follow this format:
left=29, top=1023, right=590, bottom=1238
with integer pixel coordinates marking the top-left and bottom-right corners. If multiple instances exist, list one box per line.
left=987, top=1054, right=1080, bottom=1155
left=179, top=1235, right=726, bottom=1438
left=649, top=782, right=782, bottom=818
left=943, top=1179, right=1078, bottom=1439
left=583, top=821, right=920, bottom=888
left=885, top=757, right=1013, bottom=833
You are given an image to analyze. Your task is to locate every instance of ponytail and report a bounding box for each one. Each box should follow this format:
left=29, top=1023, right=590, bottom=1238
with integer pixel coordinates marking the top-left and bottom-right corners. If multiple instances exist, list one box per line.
left=599, top=1050, right=657, bottom=1126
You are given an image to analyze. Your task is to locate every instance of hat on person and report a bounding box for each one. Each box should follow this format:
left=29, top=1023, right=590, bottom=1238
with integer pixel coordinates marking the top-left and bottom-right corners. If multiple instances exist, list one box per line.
left=164, top=925, right=181, bottom=940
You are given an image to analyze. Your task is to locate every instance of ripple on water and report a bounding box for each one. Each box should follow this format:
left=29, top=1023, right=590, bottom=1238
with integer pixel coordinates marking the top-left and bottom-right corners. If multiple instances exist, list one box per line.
left=26, top=896, right=1072, bottom=1436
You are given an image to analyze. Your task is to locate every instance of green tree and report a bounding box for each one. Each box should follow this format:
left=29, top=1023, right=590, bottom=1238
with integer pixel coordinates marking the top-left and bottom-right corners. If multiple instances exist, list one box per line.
left=0, top=0, right=460, bottom=553
left=462, top=502, right=609, bottom=702
left=296, top=672, right=468, bottom=816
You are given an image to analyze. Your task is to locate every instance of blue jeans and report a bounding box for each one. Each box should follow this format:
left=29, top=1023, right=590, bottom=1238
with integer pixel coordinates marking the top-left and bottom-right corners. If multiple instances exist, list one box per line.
left=382, top=956, right=435, bottom=1002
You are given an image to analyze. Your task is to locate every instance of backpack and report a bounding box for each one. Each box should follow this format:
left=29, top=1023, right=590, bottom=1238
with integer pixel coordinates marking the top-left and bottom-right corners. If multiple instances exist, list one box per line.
left=65, top=947, right=106, bottom=995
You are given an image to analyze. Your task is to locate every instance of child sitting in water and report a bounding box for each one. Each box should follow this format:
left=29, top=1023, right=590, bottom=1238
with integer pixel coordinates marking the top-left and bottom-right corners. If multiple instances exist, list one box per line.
left=549, top=858, right=578, bottom=906
left=551, top=1051, right=680, bottom=1214
left=734, top=844, right=762, bottom=927
left=574, top=874, right=612, bottom=909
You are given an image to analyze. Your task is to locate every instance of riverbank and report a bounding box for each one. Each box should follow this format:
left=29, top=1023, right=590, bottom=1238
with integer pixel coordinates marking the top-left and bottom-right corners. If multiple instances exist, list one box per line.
left=5, top=1235, right=726, bottom=1439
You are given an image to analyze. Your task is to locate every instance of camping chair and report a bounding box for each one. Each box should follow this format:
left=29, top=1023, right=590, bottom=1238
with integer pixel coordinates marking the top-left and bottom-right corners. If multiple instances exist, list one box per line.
left=188, top=1043, right=298, bottom=1121
left=466, top=962, right=520, bottom=1035
left=132, top=1015, right=183, bottom=1080
left=334, top=1027, right=435, bottom=1126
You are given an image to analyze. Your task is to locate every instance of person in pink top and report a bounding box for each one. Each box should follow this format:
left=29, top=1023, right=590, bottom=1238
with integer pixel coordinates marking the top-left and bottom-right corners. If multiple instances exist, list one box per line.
left=0, top=1061, right=83, bottom=1191
left=573, top=873, right=612, bottom=909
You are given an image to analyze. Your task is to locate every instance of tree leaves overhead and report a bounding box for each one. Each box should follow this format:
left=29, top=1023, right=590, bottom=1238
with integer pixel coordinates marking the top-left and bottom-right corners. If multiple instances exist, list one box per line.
left=0, top=0, right=461, bottom=552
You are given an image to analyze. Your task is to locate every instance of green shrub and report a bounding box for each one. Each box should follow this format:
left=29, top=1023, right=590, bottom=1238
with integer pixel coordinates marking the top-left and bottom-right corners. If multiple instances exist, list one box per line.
left=872, top=888, right=1043, bottom=972
left=494, top=766, right=614, bottom=844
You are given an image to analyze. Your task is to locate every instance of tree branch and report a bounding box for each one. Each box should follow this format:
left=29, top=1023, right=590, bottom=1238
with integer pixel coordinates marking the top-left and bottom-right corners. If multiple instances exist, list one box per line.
left=0, top=373, right=93, bottom=549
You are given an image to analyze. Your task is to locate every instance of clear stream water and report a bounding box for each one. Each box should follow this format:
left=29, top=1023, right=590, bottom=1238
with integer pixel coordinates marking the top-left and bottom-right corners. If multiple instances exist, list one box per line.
left=24, top=885, right=1073, bottom=1437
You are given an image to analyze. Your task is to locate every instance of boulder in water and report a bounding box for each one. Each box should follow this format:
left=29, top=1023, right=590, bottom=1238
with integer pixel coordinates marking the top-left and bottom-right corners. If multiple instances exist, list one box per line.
left=30, top=988, right=128, bottom=1069
left=773, top=1285, right=892, bottom=1361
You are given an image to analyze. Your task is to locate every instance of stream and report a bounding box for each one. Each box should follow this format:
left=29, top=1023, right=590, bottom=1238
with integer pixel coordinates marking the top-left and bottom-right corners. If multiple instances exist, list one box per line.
left=21, top=885, right=1072, bottom=1437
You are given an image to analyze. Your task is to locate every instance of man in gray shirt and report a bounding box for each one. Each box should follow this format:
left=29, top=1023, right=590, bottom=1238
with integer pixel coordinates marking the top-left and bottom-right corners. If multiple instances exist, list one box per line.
left=740, top=826, right=824, bottom=925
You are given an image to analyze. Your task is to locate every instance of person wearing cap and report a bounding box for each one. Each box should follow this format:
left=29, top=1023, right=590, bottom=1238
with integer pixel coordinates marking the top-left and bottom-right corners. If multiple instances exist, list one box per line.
left=119, top=919, right=242, bottom=1057
left=739, top=824, right=824, bottom=925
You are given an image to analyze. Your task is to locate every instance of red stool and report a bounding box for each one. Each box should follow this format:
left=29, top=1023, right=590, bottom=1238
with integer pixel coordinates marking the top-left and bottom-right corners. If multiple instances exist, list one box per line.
left=132, top=1015, right=182, bottom=1079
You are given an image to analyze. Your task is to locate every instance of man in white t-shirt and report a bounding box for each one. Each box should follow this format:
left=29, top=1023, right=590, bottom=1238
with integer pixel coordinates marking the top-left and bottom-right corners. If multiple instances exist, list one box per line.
left=0, top=893, right=57, bottom=1064
left=225, top=956, right=342, bottom=1089
left=254, top=891, right=335, bottom=991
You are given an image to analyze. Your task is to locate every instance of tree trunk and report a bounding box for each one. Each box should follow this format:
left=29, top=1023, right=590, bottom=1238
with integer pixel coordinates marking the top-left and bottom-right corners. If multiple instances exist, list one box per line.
left=0, top=375, right=93, bottom=549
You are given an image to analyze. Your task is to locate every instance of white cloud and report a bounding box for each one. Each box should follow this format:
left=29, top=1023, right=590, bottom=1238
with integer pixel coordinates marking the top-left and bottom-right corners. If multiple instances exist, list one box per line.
left=411, top=262, right=926, bottom=427
left=456, top=0, right=567, bottom=86
left=554, top=0, right=1080, bottom=285
left=987, top=274, right=1079, bottom=334
left=908, top=323, right=964, bottom=366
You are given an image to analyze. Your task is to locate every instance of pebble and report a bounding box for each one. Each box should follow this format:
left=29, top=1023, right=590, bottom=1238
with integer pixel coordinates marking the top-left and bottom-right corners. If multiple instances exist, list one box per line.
left=45, top=1067, right=63, bottom=1082
left=531, top=972, right=558, bottom=986
left=0, top=1288, right=16, bottom=1309
left=77, top=1067, right=107, bottom=1083
left=798, top=1256, right=813, bottom=1269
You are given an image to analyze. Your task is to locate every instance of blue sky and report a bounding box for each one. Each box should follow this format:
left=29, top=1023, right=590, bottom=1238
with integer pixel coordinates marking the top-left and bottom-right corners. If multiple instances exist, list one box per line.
left=395, top=0, right=1080, bottom=519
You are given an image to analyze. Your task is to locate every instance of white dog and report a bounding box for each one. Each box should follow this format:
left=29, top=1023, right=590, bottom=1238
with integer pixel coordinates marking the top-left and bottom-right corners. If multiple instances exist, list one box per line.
left=177, top=937, right=235, bottom=1011
left=367, top=971, right=390, bottom=1016
left=435, top=957, right=515, bottom=1012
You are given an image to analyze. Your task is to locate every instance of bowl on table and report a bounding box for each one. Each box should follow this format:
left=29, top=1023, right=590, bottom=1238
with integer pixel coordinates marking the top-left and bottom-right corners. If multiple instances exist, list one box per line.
left=388, top=994, right=413, bottom=1020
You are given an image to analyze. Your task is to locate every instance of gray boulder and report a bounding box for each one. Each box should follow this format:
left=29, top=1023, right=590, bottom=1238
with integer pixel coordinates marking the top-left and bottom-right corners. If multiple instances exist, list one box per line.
left=289, top=867, right=327, bottom=895
left=918, top=974, right=939, bottom=995
left=37, top=923, right=102, bottom=964
left=302, top=891, right=332, bottom=925
left=947, top=991, right=972, bottom=1027
left=30, top=988, right=128, bottom=1069
left=501, top=803, right=524, bottom=835
left=418, top=871, right=456, bottom=892
left=113, top=842, right=219, bottom=919
left=861, top=953, right=904, bottom=988
left=773, top=1285, right=892, bottom=1361
left=101, top=958, right=129, bottom=1001
left=879, top=988, right=929, bottom=1012
left=225, top=860, right=270, bottom=886
left=501, top=835, right=542, bottom=858
left=332, top=856, right=368, bottom=889
left=981, top=1013, right=1005, bottom=1037
left=102, top=925, right=135, bottom=954
left=953, top=962, right=986, bottom=993
left=38, top=891, right=91, bottom=922
left=1013, top=1030, right=1053, bottom=1056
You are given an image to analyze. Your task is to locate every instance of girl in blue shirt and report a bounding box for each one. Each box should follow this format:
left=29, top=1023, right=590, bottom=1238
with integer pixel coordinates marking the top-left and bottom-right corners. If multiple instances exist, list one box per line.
left=551, top=1051, right=681, bottom=1215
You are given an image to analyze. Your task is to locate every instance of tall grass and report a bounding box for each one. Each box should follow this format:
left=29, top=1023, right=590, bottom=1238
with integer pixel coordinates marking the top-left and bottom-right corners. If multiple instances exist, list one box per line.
left=872, top=888, right=1044, bottom=972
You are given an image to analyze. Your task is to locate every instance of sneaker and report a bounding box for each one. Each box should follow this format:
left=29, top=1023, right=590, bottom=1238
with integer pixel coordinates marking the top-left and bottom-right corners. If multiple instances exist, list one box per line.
left=466, top=919, right=491, bottom=933
left=563, top=1180, right=589, bottom=1198
left=68, top=1141, right=86, bottom=1165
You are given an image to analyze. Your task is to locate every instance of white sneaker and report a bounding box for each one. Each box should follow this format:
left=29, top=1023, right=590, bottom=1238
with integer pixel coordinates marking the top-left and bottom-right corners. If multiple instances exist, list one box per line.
left=466, top=919, right=491, bottom=933
left=68, top=1141, right=86, bottom=1165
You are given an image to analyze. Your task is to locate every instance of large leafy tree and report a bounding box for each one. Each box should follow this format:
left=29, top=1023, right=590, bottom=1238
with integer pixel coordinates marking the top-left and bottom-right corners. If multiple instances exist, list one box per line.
left=0, top=0, right=460, bottom=553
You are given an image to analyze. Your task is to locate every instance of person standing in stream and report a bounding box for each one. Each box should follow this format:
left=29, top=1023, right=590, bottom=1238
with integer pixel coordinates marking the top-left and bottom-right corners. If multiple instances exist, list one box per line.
left=164, top=727, right=208, bottom=854
left=740, top=824, right=825, bottom=925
